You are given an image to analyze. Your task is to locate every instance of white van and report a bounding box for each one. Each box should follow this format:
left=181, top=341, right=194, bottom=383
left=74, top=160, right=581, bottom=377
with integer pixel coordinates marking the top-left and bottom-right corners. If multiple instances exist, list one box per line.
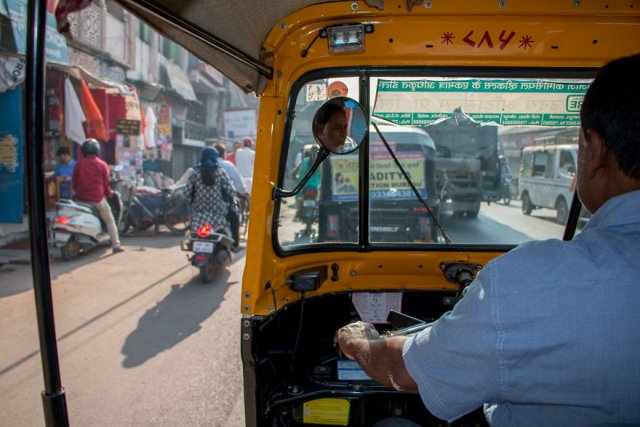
left=518, top=144, right=578, bottom=224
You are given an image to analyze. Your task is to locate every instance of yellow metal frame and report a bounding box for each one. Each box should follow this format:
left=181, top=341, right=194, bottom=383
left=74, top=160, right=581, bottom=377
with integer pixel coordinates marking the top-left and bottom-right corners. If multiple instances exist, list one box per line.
left=242, top=0, right=640, bottom=315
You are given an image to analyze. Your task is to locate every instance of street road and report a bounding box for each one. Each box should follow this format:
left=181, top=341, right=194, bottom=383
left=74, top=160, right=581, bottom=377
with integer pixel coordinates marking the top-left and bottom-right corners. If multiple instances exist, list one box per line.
left=0, top=201, right=576, bottom=426
left=1, top=230, right=246, bottom=427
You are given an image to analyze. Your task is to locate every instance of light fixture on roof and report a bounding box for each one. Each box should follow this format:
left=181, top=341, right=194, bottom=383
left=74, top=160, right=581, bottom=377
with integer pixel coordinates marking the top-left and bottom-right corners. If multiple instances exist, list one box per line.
left=321, top=23, right=374, bottom=54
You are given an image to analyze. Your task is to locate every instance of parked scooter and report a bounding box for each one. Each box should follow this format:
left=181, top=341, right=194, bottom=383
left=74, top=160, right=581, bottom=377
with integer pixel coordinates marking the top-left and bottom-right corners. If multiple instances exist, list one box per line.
left=181, top=224, right=234, bottom=283
left=51, top=191, right=123, bottom=260
left=118, top=183, right=191, bottom=234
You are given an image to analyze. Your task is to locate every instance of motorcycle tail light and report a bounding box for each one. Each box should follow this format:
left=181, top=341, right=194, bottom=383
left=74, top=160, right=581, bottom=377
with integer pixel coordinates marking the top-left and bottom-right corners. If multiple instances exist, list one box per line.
left=55, top=216, right=69, bottom=224
left=197, top=225, right=211, bottom=238
left=327, top=214, right=339, bottom=239
left=303, top=188, right=317, bottom=199
left=419, top=217, right=433, bottom=242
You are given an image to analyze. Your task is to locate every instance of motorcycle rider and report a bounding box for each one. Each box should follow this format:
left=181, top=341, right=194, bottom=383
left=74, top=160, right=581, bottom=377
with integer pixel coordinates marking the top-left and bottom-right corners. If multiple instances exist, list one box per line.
left=185, top=147, right=239, bottom=249
left=214, top=143, right=248, bottom=251
left=235, top=137, right=255, bottom=194
left=72, top=138, right=123, bottom=254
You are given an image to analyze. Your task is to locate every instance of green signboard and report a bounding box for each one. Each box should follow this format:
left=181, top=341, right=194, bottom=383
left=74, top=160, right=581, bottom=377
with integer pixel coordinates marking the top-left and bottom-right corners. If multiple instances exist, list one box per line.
left=373, top=79, right=590, bottom=127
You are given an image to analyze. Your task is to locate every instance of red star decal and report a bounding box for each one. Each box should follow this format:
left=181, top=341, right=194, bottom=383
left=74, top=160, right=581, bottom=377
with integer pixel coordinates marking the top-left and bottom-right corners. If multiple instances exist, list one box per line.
left=441, top=32, right=455, bottom=45
left=518, top=35, right=535, bottom=50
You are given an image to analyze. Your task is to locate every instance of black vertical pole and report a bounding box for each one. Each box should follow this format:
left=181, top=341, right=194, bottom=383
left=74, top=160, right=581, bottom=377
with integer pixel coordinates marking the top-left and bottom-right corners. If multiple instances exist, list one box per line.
left=24, top=0, right=70, bottom=426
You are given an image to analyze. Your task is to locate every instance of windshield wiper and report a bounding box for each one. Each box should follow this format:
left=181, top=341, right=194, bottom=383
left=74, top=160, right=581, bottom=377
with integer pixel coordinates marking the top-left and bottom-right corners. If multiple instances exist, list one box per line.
left=371, top=122, right=452, bottom=244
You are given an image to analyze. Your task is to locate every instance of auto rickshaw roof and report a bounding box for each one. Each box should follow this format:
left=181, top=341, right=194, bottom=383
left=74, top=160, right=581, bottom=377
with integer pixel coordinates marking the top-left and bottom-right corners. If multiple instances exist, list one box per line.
left=115, top=0, right=390, bottom=95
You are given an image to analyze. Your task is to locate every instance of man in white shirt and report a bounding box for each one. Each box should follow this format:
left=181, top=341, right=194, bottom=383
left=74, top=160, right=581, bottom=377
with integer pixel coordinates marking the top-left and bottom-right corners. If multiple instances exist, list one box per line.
left=214, top=143, right=248, bottom=251
left=235, top=136, right=255, bottom=195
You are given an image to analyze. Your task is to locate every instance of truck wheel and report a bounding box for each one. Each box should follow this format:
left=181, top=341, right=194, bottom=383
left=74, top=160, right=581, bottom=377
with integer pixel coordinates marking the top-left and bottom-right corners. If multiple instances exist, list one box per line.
left=556, top=197, right=569, bottom=224
left=521, top=192, right=533, bottom=215
left=465, top=203, right=481, bottom=218
left=61, top=238, right=80, bottom=260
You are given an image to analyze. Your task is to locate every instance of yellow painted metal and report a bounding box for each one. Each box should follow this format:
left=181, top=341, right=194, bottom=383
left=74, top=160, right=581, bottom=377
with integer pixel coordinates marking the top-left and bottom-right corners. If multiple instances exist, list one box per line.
left=242, top=0, right=640, bottom=315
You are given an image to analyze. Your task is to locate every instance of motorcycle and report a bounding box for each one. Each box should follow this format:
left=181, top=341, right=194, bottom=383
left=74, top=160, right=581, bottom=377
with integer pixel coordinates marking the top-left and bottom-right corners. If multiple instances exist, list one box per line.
left=181, top=224, right=234, bottom=283
left=499, top=175, right=514, bottom=205
left=297, top=187, right=318, bottom=237
left=50, top=191, right=123, bottom=260
left=118, top=183, right=191, bottom=235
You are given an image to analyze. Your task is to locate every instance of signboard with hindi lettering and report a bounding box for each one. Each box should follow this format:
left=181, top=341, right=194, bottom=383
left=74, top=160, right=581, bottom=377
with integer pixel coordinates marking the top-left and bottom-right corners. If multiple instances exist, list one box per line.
left=116, top=119, right=141, bottom=136
left=373, top=79, right=590, bottom=127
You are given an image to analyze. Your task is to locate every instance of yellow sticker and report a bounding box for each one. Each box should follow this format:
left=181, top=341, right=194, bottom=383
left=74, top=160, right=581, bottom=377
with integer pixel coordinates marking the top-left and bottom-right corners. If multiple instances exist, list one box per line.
left=302, top=398, right=350, bottom=426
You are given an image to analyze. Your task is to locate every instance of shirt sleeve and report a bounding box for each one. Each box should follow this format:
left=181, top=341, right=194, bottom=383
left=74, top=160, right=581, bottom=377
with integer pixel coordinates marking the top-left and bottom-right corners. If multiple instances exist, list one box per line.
left=402, top=264, right=502, bottom=422
left=103, top=162, right=112, bottom=197
left=219, top=169, right=236, bottom=203
left=227, top=164, right=247, bottom=194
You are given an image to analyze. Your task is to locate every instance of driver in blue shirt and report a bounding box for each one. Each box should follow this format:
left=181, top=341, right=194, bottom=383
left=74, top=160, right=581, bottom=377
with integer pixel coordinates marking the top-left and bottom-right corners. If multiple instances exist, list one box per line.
left=335, top=53, right=640, bottom=425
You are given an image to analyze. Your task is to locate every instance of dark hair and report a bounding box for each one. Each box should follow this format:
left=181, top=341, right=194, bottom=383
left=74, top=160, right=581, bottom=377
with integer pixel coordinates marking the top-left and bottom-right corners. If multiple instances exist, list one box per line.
left=56, top=146, right=70, bottom=156
left=214, top=143, right=226, bottom=159
left=315, top=102, right=346, bottom=125
left=581, top=53, right=640, bottom=179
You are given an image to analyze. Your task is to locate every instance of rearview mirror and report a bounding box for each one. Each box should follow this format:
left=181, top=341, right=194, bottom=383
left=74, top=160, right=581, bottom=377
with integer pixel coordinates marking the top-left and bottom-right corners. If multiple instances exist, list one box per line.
left=312, top=96, right=367, bottom=154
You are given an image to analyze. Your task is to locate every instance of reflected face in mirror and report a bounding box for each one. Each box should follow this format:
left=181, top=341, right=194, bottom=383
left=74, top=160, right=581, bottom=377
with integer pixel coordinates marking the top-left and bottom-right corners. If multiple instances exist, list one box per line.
left=313, top=97, right=366, bottom=154
left=315, top=104, right=349, bottom=152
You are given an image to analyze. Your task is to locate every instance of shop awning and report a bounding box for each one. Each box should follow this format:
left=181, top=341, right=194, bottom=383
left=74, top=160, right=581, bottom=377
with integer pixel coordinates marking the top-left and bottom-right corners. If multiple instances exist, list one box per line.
left=190, top=64, right=225, bottom=95
left=48, top=62, right=130, bottom=93
left=161, top=61, right=198, bottom=102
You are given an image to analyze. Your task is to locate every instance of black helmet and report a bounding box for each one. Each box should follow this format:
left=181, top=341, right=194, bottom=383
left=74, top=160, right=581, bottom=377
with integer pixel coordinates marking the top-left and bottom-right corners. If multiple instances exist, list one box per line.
left=82, top=138, right=100, bottom=156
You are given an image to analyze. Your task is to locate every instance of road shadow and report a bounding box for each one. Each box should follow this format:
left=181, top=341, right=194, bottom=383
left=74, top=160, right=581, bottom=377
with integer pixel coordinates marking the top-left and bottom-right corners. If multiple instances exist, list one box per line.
left=121, top=269, right=231, bottom=368
left=120, top=231, right=184, bottom=249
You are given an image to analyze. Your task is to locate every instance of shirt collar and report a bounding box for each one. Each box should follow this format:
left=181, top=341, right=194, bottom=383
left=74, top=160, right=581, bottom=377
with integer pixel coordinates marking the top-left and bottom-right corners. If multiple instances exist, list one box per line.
left=583, top=189, right=640, bottom=230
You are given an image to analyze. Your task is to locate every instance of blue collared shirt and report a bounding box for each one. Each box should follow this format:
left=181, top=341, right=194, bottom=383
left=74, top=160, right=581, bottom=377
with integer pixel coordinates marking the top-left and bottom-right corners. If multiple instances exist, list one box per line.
left=403, top=190, right=640, bottom=426
left=52, top=159, right=75, bottom=199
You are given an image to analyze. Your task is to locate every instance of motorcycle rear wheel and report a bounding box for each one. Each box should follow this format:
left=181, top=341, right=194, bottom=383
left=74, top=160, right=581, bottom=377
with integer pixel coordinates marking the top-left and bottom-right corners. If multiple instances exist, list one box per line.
left=61, top=238, right=80, bottom=260
left=199, top=261, right=216, bottom=283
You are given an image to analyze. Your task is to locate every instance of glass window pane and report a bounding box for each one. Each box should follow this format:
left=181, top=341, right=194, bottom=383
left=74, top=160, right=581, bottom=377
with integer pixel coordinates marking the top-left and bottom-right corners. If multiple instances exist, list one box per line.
left=369, top=76, right=592, bottom=245
left=277, top=77, right=360, bottom=249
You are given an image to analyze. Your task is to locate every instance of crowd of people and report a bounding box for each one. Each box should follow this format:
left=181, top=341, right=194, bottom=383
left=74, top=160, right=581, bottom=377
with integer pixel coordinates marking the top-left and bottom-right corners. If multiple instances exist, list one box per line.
left=49, top=136, right=256, bottom=254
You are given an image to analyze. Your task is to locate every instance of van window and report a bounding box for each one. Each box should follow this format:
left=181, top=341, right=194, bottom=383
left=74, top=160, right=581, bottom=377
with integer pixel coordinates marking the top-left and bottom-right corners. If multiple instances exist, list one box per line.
left=559, top=150, right=576, bottom=177
left=533, top=151, right=548, bottom=176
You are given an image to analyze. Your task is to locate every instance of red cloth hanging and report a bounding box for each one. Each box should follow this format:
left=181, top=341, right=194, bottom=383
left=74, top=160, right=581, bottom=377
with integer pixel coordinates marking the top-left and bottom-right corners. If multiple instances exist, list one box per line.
left=90, top=88, right=127, bottom=142
left=79, top=81, right=107, bottom=141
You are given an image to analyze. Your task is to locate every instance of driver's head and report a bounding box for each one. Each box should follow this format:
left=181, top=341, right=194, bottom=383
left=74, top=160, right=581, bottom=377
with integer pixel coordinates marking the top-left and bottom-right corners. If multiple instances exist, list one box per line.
left=578, top=53, right=640, bottom=213
left=315, top=103, right=348, bottom=152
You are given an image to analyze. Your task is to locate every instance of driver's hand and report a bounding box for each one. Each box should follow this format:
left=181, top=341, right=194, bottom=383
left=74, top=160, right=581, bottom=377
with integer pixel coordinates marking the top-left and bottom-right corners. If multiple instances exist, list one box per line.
left=334, top=321, right=380, bottom=360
